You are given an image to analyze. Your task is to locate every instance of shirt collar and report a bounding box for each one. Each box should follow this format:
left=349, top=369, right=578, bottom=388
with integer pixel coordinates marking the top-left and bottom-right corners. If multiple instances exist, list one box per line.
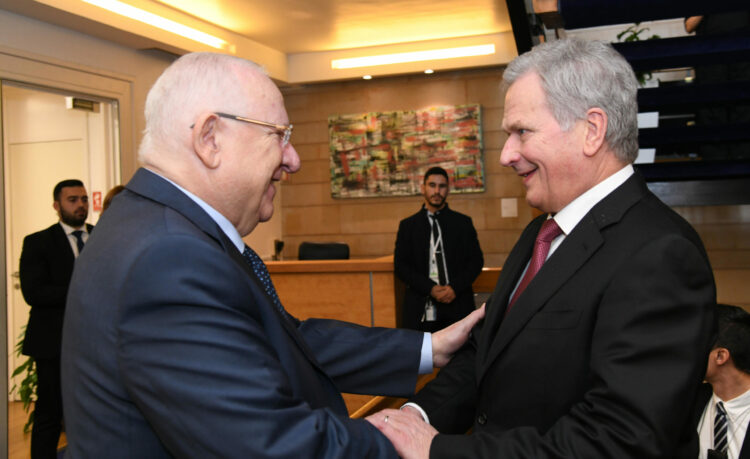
left=59, top=221, right=87, bottom=235
left=151, top=170, right=245, bottom=253
left=423, top=203, right=448, bottom=218
left=715, top=386, right=750, bottom=413
left=553, top=164, right=634, bottom=235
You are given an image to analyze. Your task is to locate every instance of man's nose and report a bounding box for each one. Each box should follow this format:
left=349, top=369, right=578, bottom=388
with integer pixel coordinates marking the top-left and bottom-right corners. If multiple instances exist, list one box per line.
left=500, top=135, right=519, bottom=167
left=283, top=143, right=301, bottom=174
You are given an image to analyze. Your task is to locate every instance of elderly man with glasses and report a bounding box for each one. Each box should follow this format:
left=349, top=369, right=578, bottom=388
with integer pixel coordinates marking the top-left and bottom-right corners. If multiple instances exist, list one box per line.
left=60, top=52, right=484, bottom=458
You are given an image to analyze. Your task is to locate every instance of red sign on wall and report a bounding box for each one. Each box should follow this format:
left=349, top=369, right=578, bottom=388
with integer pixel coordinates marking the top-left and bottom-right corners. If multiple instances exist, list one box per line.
left=92, top=191, right=102, bottom=212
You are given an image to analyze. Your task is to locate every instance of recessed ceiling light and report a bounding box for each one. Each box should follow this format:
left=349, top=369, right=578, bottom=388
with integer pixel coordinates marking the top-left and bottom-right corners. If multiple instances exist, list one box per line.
left=332, top=44, right=496, bottom=69
left=363, top=75, right=373, bottom=80
left=82, top=0, right=232, bottom=51
left=424, top=69, right=434, bottom=74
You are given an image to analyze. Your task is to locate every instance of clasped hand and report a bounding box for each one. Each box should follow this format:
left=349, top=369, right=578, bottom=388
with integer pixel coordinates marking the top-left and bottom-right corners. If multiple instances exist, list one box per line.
left=430, top=285, right=456, bottom=303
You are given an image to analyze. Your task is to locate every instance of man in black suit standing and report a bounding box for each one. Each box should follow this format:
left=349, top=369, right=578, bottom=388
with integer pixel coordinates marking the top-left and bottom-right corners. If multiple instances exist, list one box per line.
left=20, top=179, right=92, bottom=459
left=369, top=38, right=716, bottom=458
left=394, top=166, right=483, bottom=332
left=692, top=304, right=750, bottom=459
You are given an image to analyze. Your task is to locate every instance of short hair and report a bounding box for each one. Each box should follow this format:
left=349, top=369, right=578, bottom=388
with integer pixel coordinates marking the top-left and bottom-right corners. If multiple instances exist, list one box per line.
left=423, top=166, right=449, bottom=184
left=714, top=304, right=750, bottom=374
left=138, top=52, right=266, bottom=163
left=53, top=179, right=84, bottom=201
left=503, top=39, right=639, bottom=163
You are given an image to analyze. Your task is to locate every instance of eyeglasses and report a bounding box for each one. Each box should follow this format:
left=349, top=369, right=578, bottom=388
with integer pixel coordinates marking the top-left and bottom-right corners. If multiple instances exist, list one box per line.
left=215, top=112, right=293, bottom=147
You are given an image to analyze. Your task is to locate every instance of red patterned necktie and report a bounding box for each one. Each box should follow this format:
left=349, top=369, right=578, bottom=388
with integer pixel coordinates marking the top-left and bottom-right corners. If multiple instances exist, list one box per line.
left=507, top=218, right=563, bottom=311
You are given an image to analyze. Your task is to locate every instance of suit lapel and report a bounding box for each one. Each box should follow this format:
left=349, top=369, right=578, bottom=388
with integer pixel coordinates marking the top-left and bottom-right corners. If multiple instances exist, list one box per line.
left=480, top=216, right=604, bottom=379
left=50, top=223, right=76, bottom=268
left=478, top=173, right=648, bottom=382
left=126, top=168, right=329, bottom=375
left=476, top=216, right=540, bottom=366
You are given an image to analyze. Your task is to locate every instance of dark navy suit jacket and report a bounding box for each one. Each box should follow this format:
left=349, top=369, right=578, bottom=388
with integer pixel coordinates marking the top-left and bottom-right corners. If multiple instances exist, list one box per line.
left=20, top=221, right=92, bottom=358
left=61, top=168, right=423, bottom=458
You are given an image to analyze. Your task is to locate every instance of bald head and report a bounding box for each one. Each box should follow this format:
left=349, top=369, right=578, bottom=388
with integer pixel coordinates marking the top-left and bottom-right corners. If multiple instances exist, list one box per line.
left=138, top=52, right=280, bottom=168
left=136, top=51, right=300, bottom=236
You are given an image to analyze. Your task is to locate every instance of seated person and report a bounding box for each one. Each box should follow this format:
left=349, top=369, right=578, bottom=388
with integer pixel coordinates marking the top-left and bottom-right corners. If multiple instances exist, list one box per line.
left=692, top=304, right=750, bottom=459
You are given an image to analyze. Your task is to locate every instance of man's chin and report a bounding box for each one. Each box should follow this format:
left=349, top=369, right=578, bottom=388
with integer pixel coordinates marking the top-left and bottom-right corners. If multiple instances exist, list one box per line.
left=63, top=217, right=87, bottom=227
left=258, top=205, right=274, bottom=223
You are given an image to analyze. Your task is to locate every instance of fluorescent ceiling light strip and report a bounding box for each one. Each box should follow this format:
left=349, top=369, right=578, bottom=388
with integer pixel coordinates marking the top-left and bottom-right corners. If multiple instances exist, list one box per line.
left=331, top=44, right=495, bottom=69
left=82, top=0, right=229, bottom=50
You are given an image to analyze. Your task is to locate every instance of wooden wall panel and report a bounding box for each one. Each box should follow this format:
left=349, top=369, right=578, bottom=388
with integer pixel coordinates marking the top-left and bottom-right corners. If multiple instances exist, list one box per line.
left=280, top=69, right=750, bottom=313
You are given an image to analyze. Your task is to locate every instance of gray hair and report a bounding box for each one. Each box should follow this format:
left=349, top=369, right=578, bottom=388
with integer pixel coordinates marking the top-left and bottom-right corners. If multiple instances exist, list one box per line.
left=503, top=39, right=639, bottom=163
left=138, top=52, right=266, bottom=163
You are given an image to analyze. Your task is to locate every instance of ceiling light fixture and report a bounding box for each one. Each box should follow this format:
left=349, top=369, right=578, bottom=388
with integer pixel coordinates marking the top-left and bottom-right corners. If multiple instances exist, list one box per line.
left=362, top=75, right=373, bottom=80
left=424, top=69, right=434, bottom=74
left=82, top=0, right=232, bottom=51
left=331, top=44, right=496, bottom=69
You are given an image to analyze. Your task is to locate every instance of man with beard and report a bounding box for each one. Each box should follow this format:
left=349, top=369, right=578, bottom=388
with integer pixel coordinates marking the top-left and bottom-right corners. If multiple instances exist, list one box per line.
left=395, top=166, right=484, bottom=332
left=19, top=178, right=92, bottom=459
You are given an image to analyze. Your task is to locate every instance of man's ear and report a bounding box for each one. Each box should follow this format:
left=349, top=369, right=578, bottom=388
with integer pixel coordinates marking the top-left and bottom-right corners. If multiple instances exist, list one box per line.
left=53, top=201, right=60, bottom=213
left=192, top=113, right=222, bottom=169
left=716, top=347, right=731, bottom=366
left=582, top=107, right=607, bottom=157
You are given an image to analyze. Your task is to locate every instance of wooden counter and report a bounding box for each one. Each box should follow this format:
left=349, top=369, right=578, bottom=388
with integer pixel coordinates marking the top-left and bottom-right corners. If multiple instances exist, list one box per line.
left=266, top=258, right=501, bottom=414
left=267, top=257, right=398, bottom=327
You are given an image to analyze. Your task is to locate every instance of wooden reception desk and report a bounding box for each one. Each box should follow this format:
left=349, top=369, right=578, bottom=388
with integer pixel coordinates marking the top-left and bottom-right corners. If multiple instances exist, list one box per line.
left=266, top=257, right=501, bottom=328
left=266, top=257, right=501, bottom=414
left=266, top=256, right=399, bottom=327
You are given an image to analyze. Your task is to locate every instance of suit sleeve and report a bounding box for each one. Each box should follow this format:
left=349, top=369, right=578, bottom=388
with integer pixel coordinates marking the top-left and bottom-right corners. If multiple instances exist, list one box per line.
left=409, top=324, right=482, bottom=434
left=426, top=234, right=715, bottom=458
left=299, top=318, right=423, bottom=396
left=446, top=216, right=483, bottom=296
left=116, top=235, right=400, bottom=458
left=394, top=218, right=436, bottom=296
left=19, top=233, right=68, bottom=308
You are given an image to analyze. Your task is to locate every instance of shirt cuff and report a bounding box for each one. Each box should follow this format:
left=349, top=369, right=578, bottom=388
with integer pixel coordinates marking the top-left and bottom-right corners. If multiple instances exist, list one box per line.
left=401, top=402, right=430, bottom=424
left=418, top=332, right=433, bottom=374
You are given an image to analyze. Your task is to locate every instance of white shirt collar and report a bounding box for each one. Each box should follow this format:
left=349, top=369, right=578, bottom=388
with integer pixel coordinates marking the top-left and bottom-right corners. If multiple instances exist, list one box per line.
left=553, top=164, right=634, bottom=235
left=59, top=221, right=87, bottom=235
left=715, top=386, right=750, bottom=417
left=151, top=170, right=245, bottom=253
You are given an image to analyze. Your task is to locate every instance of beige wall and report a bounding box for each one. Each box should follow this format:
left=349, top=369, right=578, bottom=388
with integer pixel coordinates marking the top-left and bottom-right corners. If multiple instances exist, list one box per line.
left=281, top=68, right=750, bottom=309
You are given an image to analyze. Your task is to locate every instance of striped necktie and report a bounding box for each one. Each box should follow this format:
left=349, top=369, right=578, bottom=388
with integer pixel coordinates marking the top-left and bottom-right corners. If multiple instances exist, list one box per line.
left=714, top=401, right=728, bottom=453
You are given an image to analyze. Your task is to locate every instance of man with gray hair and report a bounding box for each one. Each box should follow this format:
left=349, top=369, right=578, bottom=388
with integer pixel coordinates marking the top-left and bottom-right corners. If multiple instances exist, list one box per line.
left=60, top=52, right=484, bottom=458
left=369, top=39, right=716, bottom=458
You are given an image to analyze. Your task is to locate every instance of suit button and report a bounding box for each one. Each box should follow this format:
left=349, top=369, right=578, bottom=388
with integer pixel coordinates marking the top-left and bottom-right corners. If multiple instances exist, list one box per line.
left=477, top=413, right=487, bottom=425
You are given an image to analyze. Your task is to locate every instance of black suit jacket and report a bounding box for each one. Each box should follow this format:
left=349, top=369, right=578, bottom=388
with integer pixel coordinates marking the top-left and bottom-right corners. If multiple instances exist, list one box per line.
left=19, top=221, right=93, bottom=358
left=411, top=173, right=716, bottom=458
left=61, top=168, right=424, bottom=458
left=394, top=204, right=483, bottom=330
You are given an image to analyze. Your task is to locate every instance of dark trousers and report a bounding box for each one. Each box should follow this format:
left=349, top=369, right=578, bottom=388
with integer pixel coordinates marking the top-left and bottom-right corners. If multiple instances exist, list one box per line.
left=31, top=357, right=62, bottom=459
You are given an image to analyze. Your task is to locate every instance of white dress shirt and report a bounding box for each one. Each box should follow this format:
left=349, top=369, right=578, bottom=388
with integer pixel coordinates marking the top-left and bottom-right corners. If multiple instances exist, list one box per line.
left=698, top=388, right=750, bottom=459
left=59, top=221, right=89, bottom=258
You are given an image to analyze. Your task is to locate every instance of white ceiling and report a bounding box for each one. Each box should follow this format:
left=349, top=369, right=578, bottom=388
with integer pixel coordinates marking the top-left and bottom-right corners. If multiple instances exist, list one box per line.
left=155, top=0, right=513, bottom=53
left=1, top=0, right=519, bottom=84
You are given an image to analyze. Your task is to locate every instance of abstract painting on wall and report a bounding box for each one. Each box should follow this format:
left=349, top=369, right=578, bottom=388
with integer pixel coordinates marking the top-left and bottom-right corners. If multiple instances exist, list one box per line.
left=328, top=104, right=484, bottom=198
